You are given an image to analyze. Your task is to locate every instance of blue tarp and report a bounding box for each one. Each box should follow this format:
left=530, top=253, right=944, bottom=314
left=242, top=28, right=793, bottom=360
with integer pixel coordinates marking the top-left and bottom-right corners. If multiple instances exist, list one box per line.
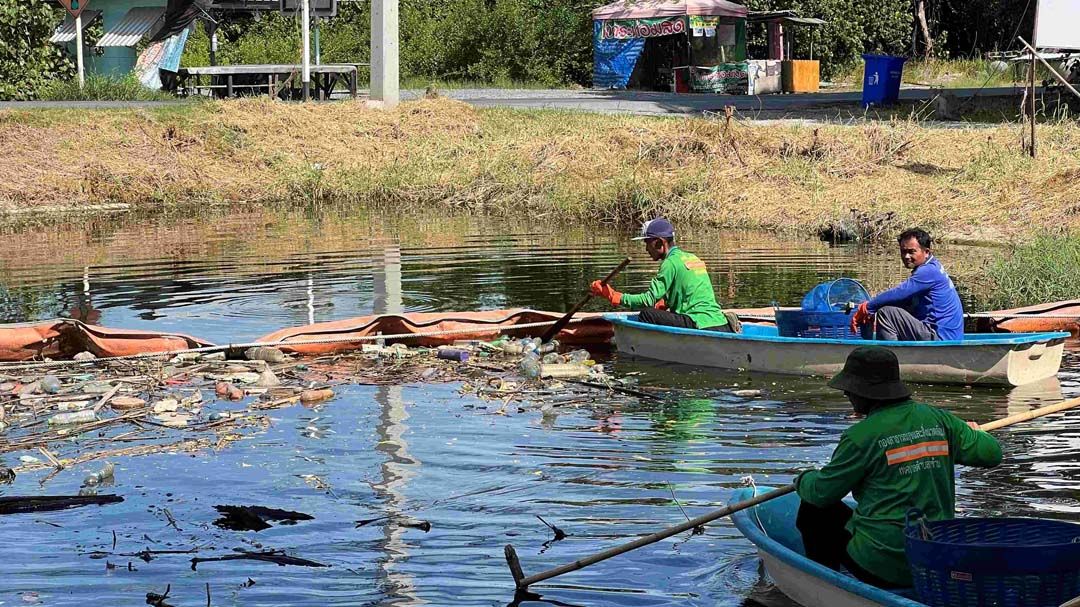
left=592, top=20, right=645, bottom=89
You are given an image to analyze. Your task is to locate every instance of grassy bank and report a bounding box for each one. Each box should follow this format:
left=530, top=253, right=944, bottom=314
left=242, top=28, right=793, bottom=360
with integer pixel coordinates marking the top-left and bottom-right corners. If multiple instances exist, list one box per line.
left=959, top=236, right=1080, bottom=310
left=1, top=98, right=1078, bottom=243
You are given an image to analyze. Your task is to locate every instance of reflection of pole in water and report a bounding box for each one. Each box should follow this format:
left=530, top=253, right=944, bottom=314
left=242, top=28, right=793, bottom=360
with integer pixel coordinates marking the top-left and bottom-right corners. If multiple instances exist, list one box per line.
left=373, top=244, right=402, bottom=315
left=372, top=243, right=422, bottom=603
left=307, top=274, right=315, bottom=326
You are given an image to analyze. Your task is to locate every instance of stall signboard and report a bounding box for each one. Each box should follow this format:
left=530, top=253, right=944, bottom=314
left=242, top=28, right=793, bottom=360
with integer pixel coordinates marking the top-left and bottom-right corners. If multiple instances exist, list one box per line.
left=691, top=63, right=749, bottom=94
left=601, top=16, right=686, bottom=39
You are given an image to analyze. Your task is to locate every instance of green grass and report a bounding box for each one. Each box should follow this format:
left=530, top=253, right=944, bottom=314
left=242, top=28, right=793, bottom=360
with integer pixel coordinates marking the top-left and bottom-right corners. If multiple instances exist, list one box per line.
left=832, top=58, right=1033, bottom=90
left=37, top=73, right=176, bottom=102
left=399, top=76, right=573, bottom=91
left=974, top=236, right=1080, bottom=309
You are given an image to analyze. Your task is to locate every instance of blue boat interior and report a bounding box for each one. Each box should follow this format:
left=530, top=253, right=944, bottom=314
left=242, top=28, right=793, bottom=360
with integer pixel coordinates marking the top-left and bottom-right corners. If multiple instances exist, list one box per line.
left=607, top=314, right=1070, bottom=347
left=730, top=487, right=927, bottom=606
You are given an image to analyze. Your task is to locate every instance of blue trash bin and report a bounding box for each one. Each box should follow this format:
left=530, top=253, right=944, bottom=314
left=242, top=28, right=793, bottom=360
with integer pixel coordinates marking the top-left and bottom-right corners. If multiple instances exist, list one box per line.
left=861, top=54, right=907, bottom=107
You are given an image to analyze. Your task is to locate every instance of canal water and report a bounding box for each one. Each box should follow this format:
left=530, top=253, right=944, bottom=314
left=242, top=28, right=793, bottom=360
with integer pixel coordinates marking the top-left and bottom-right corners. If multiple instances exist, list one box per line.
left=1, top=208, right=1077, bottom=607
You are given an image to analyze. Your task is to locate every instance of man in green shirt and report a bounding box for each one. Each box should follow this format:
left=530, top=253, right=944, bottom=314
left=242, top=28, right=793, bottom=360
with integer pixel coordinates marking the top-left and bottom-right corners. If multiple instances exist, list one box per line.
left=590, top=218, right=733, bottom=332
left=796, top=347, right=1001, bottom=588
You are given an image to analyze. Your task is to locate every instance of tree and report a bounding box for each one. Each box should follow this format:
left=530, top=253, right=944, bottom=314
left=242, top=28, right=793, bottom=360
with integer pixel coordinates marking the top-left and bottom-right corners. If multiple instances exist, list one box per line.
left=0, top=0, right=73, bottom=100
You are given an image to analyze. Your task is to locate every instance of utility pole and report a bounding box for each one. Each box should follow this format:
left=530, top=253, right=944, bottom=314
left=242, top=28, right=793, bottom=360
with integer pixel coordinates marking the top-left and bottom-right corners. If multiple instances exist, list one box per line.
left=371, top=0, right=399, bottom=107
left=301, top=0, right=311, bottom=101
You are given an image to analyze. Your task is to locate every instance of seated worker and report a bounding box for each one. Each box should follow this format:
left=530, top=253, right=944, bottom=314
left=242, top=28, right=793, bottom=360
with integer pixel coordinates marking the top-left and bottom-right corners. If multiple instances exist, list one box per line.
left=796, top=347, right=1001, bottom=588
left=590, top=218, right=735, bottom=333
left=851, top=228, right=963, bottom=341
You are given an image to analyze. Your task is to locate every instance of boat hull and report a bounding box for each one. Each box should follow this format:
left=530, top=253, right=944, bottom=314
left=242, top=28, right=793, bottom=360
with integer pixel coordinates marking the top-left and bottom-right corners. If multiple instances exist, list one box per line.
left=730, top=487, right=926, bottom=607
left=609, top=316, right=1068, bottom=387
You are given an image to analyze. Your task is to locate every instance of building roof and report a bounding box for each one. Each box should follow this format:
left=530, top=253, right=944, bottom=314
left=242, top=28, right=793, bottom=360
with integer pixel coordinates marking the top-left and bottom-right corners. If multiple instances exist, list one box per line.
left=97, top=6, right=166, bottom=47
left=592, top=0, right=748, bottom=20
left=48, top=10, right=102, bottom=43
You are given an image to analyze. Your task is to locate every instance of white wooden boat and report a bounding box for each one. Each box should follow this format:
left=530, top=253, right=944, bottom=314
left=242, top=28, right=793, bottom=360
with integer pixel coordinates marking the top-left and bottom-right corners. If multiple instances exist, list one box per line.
left=730, top=487, right=927, bottom=607
left=607, top=314, right=1069, bottom=387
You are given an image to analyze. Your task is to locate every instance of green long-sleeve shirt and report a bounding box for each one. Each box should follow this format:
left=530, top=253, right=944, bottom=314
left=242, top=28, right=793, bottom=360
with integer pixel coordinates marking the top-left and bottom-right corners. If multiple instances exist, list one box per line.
left=797, top=400, right=1002, bottom=586
left=619, top=247, right=728, bottom=329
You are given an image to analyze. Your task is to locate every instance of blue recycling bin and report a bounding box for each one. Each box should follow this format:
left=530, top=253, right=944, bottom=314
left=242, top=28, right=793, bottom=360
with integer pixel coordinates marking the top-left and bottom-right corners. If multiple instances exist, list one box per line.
left=861, top=54, right=907, bottom=107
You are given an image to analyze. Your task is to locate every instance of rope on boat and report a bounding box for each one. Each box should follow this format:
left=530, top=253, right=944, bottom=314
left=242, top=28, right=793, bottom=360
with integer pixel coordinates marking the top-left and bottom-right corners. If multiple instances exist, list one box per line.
left=0, top=315, right=626, bottom=370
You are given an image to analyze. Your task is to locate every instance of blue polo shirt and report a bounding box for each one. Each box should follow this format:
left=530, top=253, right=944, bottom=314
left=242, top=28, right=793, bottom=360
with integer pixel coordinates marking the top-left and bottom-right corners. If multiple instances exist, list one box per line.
left=867, top=256, right=964, bottom=341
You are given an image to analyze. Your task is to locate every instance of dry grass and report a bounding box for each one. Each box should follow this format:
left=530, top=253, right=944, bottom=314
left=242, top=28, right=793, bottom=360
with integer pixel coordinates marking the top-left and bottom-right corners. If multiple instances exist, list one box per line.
left=1, top=98, right=1079, bottom=241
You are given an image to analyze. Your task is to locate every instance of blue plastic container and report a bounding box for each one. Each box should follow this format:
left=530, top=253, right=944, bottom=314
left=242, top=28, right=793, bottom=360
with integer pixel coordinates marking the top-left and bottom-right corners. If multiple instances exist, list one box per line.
left=775, top=279, right=870, bottom=339
left=862, top=54, right=907, bottom=107
left=906, top=516, right=1080, bottom=607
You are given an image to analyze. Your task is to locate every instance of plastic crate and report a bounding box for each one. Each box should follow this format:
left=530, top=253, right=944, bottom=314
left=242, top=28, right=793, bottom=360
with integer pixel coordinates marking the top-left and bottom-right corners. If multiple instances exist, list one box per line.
left=906, top=516, right=1080, bottom=607
left=774, top=309, right=862, bottom=339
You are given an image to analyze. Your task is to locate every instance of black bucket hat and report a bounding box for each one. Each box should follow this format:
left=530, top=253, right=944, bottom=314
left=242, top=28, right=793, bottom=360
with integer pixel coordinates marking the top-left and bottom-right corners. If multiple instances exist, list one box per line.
left=828, top=346, right=911, bottom=400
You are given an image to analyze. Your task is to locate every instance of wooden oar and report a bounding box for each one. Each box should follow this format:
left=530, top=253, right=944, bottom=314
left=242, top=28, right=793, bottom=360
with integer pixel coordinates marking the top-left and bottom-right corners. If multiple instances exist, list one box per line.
left=540, top=257, right=631, bottom=344
left=505, top=395, right=1080, bottom=591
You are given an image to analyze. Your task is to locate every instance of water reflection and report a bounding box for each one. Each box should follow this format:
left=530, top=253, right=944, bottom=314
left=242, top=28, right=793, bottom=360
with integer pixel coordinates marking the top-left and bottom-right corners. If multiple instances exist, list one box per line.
left=0, top=207, right=995, bottom=343
left=1, top=207, right=1077, bottom=607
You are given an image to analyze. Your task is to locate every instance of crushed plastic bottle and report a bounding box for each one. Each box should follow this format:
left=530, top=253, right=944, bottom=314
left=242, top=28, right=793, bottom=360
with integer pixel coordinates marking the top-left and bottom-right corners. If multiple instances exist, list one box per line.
left=538, top=340, right=558, bottom=354
left=47, top=409, right=96, bottom=426
left=82, top=462, right=115, bottom=487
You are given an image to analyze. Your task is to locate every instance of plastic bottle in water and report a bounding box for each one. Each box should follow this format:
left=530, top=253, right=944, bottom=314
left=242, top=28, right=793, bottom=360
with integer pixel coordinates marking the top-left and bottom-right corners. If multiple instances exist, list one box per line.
left=41, top=375, right=62, bottom=394
left=520, top=357, right=541, bottom=379
left=82, top=462, right=115, bottom=487
left=47, top=409, right=96, bottom=426
left=568, top=350, right=591, bottom=363
left=542, top=352, right=565, bottom=364
left=540, top=364, right=590, bottom=379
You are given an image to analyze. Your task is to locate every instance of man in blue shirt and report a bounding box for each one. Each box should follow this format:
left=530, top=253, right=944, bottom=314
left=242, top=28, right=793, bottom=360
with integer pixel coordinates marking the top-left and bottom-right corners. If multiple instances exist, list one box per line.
left=851, top=229, right=963, bottom=341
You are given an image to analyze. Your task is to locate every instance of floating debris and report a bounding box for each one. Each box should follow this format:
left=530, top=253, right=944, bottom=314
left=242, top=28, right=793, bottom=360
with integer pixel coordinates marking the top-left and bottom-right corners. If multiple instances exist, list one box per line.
left=213, top=505, right=314, bottom=531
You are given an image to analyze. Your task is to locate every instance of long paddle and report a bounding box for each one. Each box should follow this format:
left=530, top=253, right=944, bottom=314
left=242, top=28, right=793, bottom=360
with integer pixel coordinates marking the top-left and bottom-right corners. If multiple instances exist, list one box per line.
left=505, top=395, right=1080, bottom=591
left=540, top=257, right=632, bottom=344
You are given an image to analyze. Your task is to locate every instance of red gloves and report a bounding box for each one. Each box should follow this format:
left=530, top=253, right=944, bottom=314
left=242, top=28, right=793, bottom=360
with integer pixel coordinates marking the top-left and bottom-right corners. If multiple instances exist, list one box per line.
left=590, top=280, right=623, bottom=306
left=850, top=302, right=872, bottom=334
left=653, top=298, right=667, bottom=310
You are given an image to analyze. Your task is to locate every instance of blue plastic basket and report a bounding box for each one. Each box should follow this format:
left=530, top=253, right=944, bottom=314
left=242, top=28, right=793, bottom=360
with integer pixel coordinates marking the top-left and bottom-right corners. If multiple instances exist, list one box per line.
left=775, top=309, right=862, bottom=339
left=905, top=516, right=1080, bottom=607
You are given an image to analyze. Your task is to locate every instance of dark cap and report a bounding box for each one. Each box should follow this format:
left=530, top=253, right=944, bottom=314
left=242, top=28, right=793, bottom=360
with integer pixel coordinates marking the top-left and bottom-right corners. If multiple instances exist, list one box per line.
left=632, top=217, right=676, bottom=241
left=828, top=346, right=911, bottom=401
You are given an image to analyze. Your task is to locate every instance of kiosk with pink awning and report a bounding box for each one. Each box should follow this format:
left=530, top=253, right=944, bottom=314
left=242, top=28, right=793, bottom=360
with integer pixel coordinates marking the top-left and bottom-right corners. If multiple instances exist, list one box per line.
left=592, top=0, right=748, bottom=93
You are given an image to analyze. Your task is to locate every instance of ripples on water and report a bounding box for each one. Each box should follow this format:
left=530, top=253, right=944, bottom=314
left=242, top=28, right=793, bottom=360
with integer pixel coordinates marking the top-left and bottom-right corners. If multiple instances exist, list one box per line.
left=0, top=209, right=1077, bottom=607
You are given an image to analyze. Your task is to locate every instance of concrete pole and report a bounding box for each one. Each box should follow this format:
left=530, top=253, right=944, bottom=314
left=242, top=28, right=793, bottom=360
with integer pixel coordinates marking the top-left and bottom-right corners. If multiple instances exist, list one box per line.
left=370, top=0, right=399, bottom=107
left=75, top=13, right=85, bottom=88
left=301, top=0, right=311, bottom=101
left=314, top=18, right=321, bottom=65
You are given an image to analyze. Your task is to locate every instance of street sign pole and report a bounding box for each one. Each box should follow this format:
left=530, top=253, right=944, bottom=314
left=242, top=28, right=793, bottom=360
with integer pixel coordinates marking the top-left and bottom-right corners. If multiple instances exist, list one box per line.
left=75, top=13, right=85, bottom=88
left=301, top=0, right=311, bottom=101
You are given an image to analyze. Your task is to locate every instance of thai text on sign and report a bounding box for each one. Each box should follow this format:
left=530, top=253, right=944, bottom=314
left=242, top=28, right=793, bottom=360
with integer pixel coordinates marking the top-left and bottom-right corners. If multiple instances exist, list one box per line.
left=601, top=17, right=686, bottom=40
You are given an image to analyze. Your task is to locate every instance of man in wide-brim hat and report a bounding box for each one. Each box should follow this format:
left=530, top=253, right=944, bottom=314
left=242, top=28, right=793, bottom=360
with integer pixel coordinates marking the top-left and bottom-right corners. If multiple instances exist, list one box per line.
left=794, top=346, right=1002, bottom=588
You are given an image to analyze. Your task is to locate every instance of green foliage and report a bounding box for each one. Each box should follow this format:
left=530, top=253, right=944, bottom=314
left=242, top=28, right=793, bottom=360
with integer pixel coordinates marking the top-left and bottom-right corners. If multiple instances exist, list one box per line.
left=0, top=0, right=73, bottom=100
left=746, top=0, right=911, bottom=79
left=978, top=237, right=1080, bottom=310
left=38, top=73, right=175, bottom=101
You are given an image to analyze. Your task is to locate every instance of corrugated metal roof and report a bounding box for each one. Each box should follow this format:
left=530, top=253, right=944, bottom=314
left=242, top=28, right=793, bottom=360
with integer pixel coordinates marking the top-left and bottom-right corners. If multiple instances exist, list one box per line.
left=48, top=10, right=102, bottom=44
left=96, top=7, right=165, bottom=47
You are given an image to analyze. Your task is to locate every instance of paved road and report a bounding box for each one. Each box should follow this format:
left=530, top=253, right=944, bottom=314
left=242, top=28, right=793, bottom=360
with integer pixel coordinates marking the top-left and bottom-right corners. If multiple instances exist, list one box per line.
left=1, top=85, right=1026, bottom=121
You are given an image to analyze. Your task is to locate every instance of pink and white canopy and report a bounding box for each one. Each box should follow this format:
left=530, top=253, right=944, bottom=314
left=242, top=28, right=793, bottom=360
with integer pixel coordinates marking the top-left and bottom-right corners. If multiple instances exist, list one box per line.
left=592, top=0, right=748, bottom=20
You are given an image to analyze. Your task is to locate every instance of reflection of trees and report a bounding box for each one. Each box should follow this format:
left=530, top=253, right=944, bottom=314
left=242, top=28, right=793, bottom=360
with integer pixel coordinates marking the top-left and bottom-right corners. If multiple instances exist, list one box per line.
left=0, top=283, right=74, bottom=323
